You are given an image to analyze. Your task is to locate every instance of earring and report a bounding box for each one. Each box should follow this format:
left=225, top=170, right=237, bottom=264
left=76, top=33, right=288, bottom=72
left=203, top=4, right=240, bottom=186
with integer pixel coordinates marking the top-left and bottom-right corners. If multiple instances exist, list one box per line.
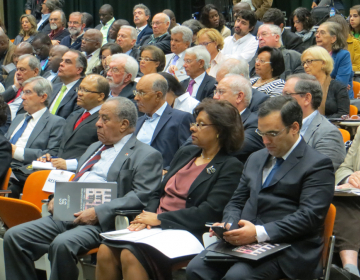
left=217, top=134, right=219, bottom=139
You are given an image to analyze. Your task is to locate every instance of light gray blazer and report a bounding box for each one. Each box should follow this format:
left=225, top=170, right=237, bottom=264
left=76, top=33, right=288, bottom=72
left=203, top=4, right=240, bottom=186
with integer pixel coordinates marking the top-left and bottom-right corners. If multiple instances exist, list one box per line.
left=303, top=111, right=345, bottom=171
left=77, top=135, right=163, bottom=232
left=5, top=109, right=65, bottom=167
left=164, top=53, right=189, bottom=82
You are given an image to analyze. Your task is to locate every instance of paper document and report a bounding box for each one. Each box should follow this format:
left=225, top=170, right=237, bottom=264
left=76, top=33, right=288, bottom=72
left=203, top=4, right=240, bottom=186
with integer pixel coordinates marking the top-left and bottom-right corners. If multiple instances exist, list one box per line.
left=32, top=161, right=56, bottom=170
left=101, top=229, right=204, bottom=259
left=42, top=170, right=75, bottom=193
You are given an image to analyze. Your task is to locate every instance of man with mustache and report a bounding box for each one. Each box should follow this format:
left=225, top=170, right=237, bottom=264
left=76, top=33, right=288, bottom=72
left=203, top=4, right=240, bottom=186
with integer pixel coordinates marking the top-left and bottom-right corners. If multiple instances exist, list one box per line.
left=133, top=4, right=153, bottom=45
left=48, top=10, right=69, bottom=45
left=60, top=12, right=86, bottom=51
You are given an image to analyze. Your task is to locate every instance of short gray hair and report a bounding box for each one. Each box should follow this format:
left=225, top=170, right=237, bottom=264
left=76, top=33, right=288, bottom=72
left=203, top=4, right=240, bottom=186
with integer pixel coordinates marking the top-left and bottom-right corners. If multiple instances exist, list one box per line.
left=185, top=46, right=211, bottom=70
left=120, top=25, right=138, bottom=40
left=171, top=26, right=193, bottom=44
left=225, top=74, right=252, bottom=106
left=22, top=76, right=52, bottom=106
left=260, top=24, right=284, bottom=46
left=218, top=58, right=250, bottom=79
left=70, top=12, right=85, bottom=25
left=105, top=97, right=138, bottom=128
left=19, top=54, right=40, bottom=74
left=133, top=4, right=151, bottom=17
left=52, top=9, right=66, bottom=26
left=111, top=54, right=138, bottom=82
left=320, top=22, right=347, bottom=51
left=152, top=77, right=168, bottom=98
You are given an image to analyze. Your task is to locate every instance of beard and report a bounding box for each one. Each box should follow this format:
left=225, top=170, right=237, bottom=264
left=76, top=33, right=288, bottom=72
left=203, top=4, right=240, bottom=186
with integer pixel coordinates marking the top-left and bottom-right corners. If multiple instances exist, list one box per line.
left=50, top=23, right=58, bottom=30
left=69, top=26, right=81, bottom=36
left=106, top=75, right=126, bottom=89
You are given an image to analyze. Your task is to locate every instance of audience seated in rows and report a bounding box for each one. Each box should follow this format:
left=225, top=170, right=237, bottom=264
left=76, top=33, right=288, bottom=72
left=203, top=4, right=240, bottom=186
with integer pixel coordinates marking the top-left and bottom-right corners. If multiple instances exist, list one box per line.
left=60, top=12, right=86, bottom=51
left=48, top=9, right=70, bottom=44
left=95, top=4, right=115, bottom=46
left=290, top=7, right=316, bottom=51
left=200, top=4, right=231, bottom=39
left=133, top=4, right=153, bottom=45
left=42, top=44, right=69, bottom=83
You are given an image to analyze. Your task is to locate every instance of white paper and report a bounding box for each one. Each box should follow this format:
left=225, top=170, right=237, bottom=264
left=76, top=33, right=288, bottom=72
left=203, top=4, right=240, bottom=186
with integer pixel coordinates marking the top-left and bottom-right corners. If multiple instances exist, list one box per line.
left=335, top=187, right=360, bottom=196
left=32, top=161, right=56, bottom=170
left=42, top=170, right=75, bottom=193
left=101, top=228, right=204, bottom=259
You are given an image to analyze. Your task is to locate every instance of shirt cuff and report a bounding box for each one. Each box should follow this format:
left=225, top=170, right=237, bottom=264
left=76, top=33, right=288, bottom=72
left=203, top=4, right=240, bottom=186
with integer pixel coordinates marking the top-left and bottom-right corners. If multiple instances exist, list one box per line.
left=13, top=147, right=25, bottom=161
left=12, top=85, right=19, bottom=92
left=255, top=225, right=270, bottom=243
left=65, top=159, right=78, bottom=171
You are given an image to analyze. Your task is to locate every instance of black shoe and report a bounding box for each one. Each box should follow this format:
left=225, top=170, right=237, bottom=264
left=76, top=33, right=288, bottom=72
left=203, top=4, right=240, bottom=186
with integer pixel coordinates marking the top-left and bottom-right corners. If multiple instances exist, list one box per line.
left=330, top=265, right=360, bottom=280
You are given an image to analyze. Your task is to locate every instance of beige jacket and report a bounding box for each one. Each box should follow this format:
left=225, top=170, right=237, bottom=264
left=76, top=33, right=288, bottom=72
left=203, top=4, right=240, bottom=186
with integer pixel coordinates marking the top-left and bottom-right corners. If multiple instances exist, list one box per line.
left=233, top=0, right=273, bottom=20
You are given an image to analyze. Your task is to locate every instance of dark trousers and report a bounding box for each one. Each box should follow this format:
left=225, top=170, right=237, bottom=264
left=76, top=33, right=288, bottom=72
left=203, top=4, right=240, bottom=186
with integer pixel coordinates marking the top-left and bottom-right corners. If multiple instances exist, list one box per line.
left=7, top=170, right=28, bottom=198
left=186, top=250, right=286, bottom=280
left=4, top=215, right=102, bottom=280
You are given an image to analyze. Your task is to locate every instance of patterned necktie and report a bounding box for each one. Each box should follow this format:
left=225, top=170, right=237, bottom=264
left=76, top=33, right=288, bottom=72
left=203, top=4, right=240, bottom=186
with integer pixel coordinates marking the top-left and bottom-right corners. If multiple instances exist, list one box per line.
left=74, top=112, right=91, bottom=130
left=187, top=80, right=196, bottom=96
left=10, top=115, right=33, bottom=144
left=262, top=157, right=284, bottom=189
left=72, top=145, right=113, bottom=181
left=51, top=85, right=67, bottom=115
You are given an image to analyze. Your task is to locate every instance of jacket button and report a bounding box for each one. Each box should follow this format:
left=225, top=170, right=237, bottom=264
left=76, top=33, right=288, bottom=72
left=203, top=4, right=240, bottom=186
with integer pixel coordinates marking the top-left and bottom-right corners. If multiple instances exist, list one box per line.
left=188, top=197, right=191, bottom=200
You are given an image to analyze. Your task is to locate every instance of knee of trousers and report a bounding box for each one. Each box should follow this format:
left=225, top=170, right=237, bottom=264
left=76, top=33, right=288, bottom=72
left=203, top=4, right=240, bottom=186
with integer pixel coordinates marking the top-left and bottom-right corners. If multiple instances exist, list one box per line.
left=3, top=225, right=23, bottom=248
left=48, top=234, right=76, bottom=260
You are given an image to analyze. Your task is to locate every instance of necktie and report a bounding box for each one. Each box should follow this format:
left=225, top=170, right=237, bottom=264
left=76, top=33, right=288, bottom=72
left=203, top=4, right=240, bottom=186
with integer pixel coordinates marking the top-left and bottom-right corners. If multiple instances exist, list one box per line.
left=136, top=28, right=140, bottom=34
left=10, top=115, right=33, bottom=144
left=168, top=55, right=179, bottom=73
left=72, top=145, right=113, bottom=181
left=51, top=85, right=67, bottom=115
left=262, top=157, right=284, bottom=189
left=8, top=88, right=22, bottom=104
left=74, top=112, right=91, bottom=130
left=187, top=80, right=196, bottom=96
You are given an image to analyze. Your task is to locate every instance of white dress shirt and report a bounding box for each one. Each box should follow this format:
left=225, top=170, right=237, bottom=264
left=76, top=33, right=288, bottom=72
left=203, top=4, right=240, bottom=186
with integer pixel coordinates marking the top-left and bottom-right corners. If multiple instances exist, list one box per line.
left=79, top=133, right=133, bottom=182
left=221, top=33, right=258, bottom=62
left=11, top=107, right=47, bottom=161
left=173, top=92, right=199, bottom=114
left=300, top=110, right=318, bottom=136
left=136, top=102, right=167, bottom=145
left=188, top=72, right=206, bottom=98
left=208, top=52, right=226, bottom=78
left=49, top=79, right=79, bottom=112
left=136, top=24, right=147, bottom=35
left=46, top=71, right=58, bottom=82
left=9, top=91, right=23, bottom=120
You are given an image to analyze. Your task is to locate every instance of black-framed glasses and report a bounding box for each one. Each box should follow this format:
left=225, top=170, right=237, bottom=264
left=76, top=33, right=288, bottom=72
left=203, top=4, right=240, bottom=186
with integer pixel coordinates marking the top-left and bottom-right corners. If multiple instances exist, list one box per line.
left=255, top=126, right=288, bottom=137
left=282, top=91, right=308, bottom=96
left=76, top=87, right=102, bottom=94
left=137, top=57, right=157, bottom=62
left=190, top=122, right=216, bottom=130
left=301, top=59, right=323, bottom=66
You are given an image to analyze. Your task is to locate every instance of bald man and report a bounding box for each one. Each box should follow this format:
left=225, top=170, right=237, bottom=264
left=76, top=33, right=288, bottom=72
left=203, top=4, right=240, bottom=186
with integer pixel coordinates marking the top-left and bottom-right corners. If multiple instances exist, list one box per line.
left=95, top=4, right=115, bottom=45
left=81, top=29, right=103, bottom=75
left=42, top=44, right=69, bottom=83
left=232, top=2, right=262, bottom=36
left=0, top=29, right=15, bottom=81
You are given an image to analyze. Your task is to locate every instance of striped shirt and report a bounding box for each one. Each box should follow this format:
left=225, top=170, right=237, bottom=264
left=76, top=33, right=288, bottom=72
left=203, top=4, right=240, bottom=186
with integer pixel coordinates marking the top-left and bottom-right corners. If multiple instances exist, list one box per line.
left=250, top=77, right=285, bottom=97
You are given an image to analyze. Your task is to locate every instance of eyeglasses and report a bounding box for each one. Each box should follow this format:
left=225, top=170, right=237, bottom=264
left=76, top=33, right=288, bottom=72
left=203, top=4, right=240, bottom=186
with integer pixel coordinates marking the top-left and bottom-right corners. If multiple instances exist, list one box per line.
left=76, top=87, right=102, bottom=94
left=190, top=122, right=216, bottom=130
left=256, top=32, right=274, bottom=40
left=255, top=58, right=271, bottom=65
left=301, top=59, right=323, bottom=66
left=282, top=91, right=308, bottom=96
left=138, top=57, right=157, bottom=62
left=133, top=90, right=155, bottom=97
left=213, top=89, right=227, bottom=95
left=82, top=37, right=98, bottom=43
left=107, top=67, right=121, bottom=74
left=315, top=30, right=327, bottom=36
left=150, top=21, right=165, bottom=26
left=184, top=59, right=195, bottom=64
left=68, top=21, right=81, bottom=26
left=22, top=90, right=34, bottom=96
left=198, top=41, right=213, bottom=47
left=255, top=127, right=288, bottom=137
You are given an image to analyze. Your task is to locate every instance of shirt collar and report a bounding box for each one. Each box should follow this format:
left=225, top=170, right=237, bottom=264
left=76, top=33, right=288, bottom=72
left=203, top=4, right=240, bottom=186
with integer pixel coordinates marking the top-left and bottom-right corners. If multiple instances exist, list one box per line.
left=193, top=71, right=206, bottom=84
left=41, top=13, right=50, bottom=20
left=239, top=108, right=246, bottom=115
left=281, top=135, right=302, bottom=160
left=113, top=133, right=133, bottom=152
left=87, top=104, right=102, bottom=115
left=63, top=79, right=79, bottom=88
left=177, top=92, right=190, bottom=102
left=152, top=32, right=168, bottom=40
left=103, top=18, right=115, bottom=28
left=301, top=110, right=318, bottom=135
left=26, top=107, right=47, bottom=121
left=231, top=32, right=253, bottom=43
left=137, top=24, right=147, bottom=32
left=146, top=102, right=167, bottom=119
left=125, top=49, right=132, bottom=55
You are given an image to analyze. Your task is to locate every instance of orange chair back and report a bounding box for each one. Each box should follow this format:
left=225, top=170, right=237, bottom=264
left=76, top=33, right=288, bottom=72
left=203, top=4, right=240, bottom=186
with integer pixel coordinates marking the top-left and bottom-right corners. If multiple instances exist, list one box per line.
left=339, top=128, right=350, bottom=143
left=354, top=81, right=360, bottom=98
left=322, top=204, right=336, bottom=266
left=1, top=168, right=11, bottom=190
left=349, top=105, right=358, bottom=117
left=0, top=196, right=41, bottom=228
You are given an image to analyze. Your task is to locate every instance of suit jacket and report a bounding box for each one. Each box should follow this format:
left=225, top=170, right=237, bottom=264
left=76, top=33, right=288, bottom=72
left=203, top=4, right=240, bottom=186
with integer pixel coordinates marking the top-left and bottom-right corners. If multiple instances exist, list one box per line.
left=304, top=111, right=345, bottom=171
left=114, top=81, right=137, bottom=101
left=41, top=71, right=62, bottom=84
left=223, top=139, right=334, bottom=279
left=248, top=88, right=269, bottom=112
left=38, top=18, right=51, bottom=35
left=85, top=48, right=101, bottom=75
left=139, top=33, right=172, bottom=54
left=145, top=146, right=243, bottom=241
left=49, top=79, right=82, bottom=119
left=1, top=85, right=17, bottom=103
left=0, top=103, right=11, bottom=136
left=5, top=109, right=65, bottom=167
left=2, top=68, right=15, bottom=89
left=281, top=28, right=304, bottom=53
left=13, top=35, right=36, bottom=45
left=50, top=28, right=70, bottom=42
left=325, top=79, right=350, bottom=118
left=77, top=135, right=163, bottom=232
left=136, top=25, right=153, bottom=45
left=134, top=104, right=193, bottom=167
left=57, top=109, right=99, bottom=160
left=164, top=53, right=185, bottom=73
left=180, top=72, right=216, bottom=101
left=25, top=0, right=43, bottom=20
left=60, top=34, right=83, bottom=51
left=129, top=47, right=140, bottom=61
left=0, top=134, right=12, bottom=186
left=1, top=41, right=16, bottom=80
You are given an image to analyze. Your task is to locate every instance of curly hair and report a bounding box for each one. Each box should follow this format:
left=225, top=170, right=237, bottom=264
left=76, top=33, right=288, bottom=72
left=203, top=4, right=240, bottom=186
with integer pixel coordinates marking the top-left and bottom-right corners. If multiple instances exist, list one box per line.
left=290, top=7, right=315, bottom=32
left=200, top=4, right=225, bottom=33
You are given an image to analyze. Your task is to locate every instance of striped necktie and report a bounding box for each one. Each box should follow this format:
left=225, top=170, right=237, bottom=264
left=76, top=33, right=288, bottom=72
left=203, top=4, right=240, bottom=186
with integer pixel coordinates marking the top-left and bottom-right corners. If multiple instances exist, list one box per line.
left=51, top=85, right=67, bottom=115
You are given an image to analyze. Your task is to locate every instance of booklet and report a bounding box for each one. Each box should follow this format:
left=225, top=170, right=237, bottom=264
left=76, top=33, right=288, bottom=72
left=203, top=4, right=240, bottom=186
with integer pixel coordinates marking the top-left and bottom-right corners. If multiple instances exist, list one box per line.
left=101, top=228, right=204, bottom=259
left=53, top=181, right=117, bottom=221
left=206, top=240, right=290, bottom=261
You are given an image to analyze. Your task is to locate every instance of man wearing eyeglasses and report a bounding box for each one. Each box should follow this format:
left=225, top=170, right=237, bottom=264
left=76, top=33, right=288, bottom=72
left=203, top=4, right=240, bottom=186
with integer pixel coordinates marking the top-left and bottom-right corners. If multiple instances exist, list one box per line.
left=282, top=73, right=345, bottom=170
left=187, top=95, right=334, bottom=280
left=60, top=12, right=86, bottom=51
left=116, top=25, right=140, bottom=61
left=80, top=29, right=103, bottom=75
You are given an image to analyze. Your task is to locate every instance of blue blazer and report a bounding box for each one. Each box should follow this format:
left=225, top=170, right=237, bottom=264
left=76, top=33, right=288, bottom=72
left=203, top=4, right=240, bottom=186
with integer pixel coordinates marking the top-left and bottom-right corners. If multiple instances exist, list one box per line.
left=134, top=104, right=193, bottom=167
left=60, top=34, right=83, bottom=51
left=331, top=49, right=354, bottom=99
left=136, top=25, right=153, bottom=45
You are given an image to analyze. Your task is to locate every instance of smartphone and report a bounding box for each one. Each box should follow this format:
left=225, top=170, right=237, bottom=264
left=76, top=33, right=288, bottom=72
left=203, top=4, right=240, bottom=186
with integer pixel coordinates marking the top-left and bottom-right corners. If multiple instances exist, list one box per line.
left=211, top=226, right=227, bottom=239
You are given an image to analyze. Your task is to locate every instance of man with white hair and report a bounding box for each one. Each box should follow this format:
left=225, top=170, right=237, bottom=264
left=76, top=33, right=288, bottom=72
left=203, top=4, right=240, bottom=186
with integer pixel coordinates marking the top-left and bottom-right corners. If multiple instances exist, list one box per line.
left=106, top=53, right=138, bottom=101
left=180, top=46, right=216, bottom=101
left=139, top=13, right=171, bottom=54
left=216, top=58, right=269, bottom=112
left=48, top=10, right=69, bottom=45
left=214, top=74, right=264, bottom=163
left=164, top=26, right=192, bottom=81
left=116, top=25, right=140, bottom=61
left=60, top=12, right=86, bottom=51
left=248, top=24, right=304, bottom=80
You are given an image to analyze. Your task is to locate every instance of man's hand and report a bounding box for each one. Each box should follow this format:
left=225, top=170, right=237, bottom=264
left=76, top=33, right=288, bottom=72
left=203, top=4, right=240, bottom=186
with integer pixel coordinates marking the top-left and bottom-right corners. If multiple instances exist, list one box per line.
left=348, top=171, right=360, bottom=188
left=128, top=223, right=151, bottom=231
left=11, top=144, right=16, bottom=157
left=51, top=158, right=67, bottom=170
left=73, top=208, right=99, bottom=225
left=14, top=75, right=20, bottom=90
left=37, top=153, right=51, bottom=162
left=311, top=2, right=318, bottom=8
left=223, top=220, right=257, bottom=246
left=131, top=210, right=161, bottom=227
left=47, top=198, right=54, bottom=215
left=168, top=65, right=178, bottom=75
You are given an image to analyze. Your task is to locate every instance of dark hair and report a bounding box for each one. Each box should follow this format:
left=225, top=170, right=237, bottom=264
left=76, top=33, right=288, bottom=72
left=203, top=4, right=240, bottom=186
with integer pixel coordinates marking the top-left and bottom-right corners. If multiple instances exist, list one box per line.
left=0, top=95, right=8, bottom=127
left=159, top=72, right=185, bottom=97
left=194, top=99, right=244, bottom=154
left=262, top=8, right=285, bottom=26
left=326, top=14, right=350, bottom=35
left=200, top=4, right=225, bottom=33
left=258, top=95, right=303, bottom=131
left=235, top=10, right=257, bottom=30
left=140, top=45, right=165, bottom=72
left=257, top=46, right=285, bottom=78
left=182, top=19, right=204, bottom=37
left=82, top=12, right=93, bottom=28
left=100, top=43, right=123, bottom=57
left=350, top=5, right=360, bottom=33
left=87, top=74, right=110, bottom=100
left=67, top=50, right=87, bottom=76
left=290, top=7, right=315, bottom=32
left=32, top=32, right=52, bottom=45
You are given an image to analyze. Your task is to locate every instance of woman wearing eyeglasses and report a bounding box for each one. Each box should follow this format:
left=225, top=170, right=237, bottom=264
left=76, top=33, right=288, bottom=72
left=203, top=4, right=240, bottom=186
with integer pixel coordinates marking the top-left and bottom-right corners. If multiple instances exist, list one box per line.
left=135, top=45, right=165, bottom=82
left=250, top=46, right=285, bottom=97
left=301, top=46, right=349, bottom=118
left=95, top=99, right=244, bottom=280
left=196, top=28, right=225, bottom=78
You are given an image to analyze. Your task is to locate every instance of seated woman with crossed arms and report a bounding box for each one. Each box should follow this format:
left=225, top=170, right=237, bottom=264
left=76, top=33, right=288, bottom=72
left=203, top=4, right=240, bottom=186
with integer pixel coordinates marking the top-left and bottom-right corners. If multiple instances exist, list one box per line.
left=95, top=99, right=244, bottom=280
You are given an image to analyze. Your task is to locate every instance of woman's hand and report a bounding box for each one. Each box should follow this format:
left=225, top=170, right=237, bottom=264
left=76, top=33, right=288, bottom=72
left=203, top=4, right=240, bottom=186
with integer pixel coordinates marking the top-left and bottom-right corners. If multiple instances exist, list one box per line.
left=128, top=223, right=150, bottom=231
left=311, top=2, right=317, bottom=8
left=132, top=211, right=161, bottom=226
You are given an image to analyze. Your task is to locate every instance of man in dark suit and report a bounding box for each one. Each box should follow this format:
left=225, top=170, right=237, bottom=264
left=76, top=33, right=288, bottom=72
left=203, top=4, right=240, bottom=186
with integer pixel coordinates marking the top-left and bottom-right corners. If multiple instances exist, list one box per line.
left=138, top=13, right=171, bottom=55
left=216, top=58, right=269, bottom=112
left=180, top=46, right=216, bottom=102
left=187, top=95, right=335, bottom=280
left=48, top=10, right=70, bottom=44
left=95, top=4, right=115, bottom=45
left=37, top=0, right=62, bottom=35
left=134, top=73, right=193, bottom=167
left=0, top=102, right=11, bottom=186
left=48, top=50, right=86, bottom=119
left=60, top=12, right=86, bottom=51
left=42, top=44, right=69, bottom=84
left=4, top=96, right=163, bottom=280
left=214, top=74, right=264, bottom=163
left=5, top=76, right=65, bottom=198
left=116, top=25, right=140, bottom=61
left=32, top=32, right=52, bottom=72
left=262, top=8, right=304, bottom=53
left=133, top=4, right=153, bottom=45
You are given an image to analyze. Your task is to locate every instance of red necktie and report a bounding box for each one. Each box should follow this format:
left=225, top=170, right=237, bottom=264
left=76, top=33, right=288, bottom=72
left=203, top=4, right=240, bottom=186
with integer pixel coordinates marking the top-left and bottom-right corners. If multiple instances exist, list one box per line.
left=8, top=88, right=22, bottom=104
left=74, top=112, right=91, bottom=130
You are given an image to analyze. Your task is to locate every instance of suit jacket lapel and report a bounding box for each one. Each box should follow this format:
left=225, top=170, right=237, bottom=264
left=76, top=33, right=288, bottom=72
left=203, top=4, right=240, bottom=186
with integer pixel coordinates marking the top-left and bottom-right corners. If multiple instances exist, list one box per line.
left=303, top=112, right=320, bottom=143
left=134, top=116, right=146, bottom=135
left=241, top=108, right=251, bottom=124
left=74, top=111, right=98, bottom=131
left=57, top=80, right=80, bottom=111
left=49, top=83, right=63, bottom=105
left=196, top=73, right=208, bottom=100
left=6, top=115, right=23, bottom=138
left=26, top=110, right=50, bottom=147
left=151, top=104, right=172, bottom=144
left=76, top=141, right=103, bottom=173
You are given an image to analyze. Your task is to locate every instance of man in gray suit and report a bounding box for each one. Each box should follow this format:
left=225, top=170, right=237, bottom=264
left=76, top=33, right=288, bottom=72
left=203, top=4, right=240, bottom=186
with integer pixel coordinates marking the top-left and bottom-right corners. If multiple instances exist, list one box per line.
left=282, top=73, right=346, bottom=170
left=4, top=96, right=163, bottom=280
left=5, top=76, right=65, bottom=198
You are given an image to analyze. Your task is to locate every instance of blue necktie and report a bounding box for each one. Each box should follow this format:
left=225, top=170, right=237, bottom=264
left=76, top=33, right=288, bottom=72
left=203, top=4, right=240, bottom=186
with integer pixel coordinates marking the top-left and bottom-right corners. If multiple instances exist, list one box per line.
left=262, top=157, right=284, bottom=189
left=10, top=115, right=33, bottom=144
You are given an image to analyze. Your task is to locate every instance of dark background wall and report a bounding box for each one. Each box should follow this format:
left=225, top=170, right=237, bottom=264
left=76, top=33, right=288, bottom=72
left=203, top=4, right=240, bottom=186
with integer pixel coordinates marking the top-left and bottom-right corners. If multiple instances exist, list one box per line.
left=4, top=0, right=359, bottom=39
